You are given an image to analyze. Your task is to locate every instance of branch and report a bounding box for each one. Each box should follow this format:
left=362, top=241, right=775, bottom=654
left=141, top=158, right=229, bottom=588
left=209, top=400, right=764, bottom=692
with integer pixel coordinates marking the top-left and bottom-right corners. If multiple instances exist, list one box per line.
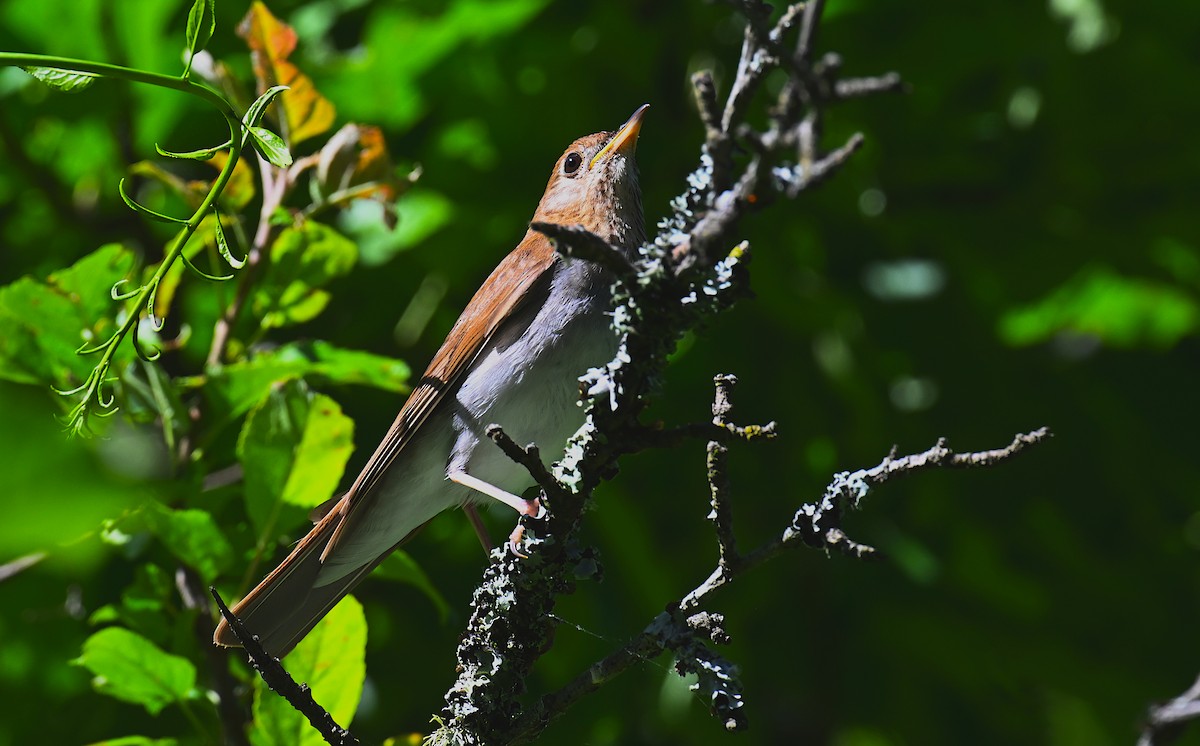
left=1139, top=673, right=1200, bottom=746
left=210, top=588, right=361, bottom=746
left=177, top=569, right=249, bottom=746
left=432, top=1, right=913, bottom=741
left=513, top=427, right=1050, bottom=742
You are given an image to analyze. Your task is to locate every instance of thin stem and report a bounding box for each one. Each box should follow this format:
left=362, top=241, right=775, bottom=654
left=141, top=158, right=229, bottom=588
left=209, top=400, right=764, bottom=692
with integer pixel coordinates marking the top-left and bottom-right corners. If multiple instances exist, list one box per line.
left=0, top=52, right=246, bottom=430
left=0, top=53, right=237, bottom=118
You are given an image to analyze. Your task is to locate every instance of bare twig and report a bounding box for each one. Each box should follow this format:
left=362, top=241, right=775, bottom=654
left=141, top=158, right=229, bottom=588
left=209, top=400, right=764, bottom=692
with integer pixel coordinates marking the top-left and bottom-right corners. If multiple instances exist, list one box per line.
left=1138, top=673, right=1200, bottom=746
left=835, top=72, right=906, bottom=99
left=708, top=375, right=742, bottom=570
left=485, top=423, right=564, bottom=499
left=210, top=588, right=360, bottom=746
left=0, top=552, right=45, bottom=582
left=176, top=569, right=250, bottom=746
left=511, top=428, right=1049, bottom=742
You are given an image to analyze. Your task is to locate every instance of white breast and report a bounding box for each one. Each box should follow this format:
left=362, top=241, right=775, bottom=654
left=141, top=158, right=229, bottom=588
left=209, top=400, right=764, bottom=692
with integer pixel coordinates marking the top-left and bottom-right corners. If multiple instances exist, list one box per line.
left=449, top=257, right=616, bottom=496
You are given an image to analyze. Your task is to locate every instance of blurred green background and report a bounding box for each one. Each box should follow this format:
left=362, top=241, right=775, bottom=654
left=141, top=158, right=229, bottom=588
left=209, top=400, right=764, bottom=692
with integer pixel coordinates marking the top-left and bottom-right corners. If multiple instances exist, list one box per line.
left=2, top=0, right=1198, bottom=744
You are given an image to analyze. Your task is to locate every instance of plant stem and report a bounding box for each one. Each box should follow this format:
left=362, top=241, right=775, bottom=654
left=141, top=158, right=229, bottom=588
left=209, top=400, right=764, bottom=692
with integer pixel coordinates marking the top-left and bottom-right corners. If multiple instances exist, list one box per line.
left=0, top=52, right=248, bottom=430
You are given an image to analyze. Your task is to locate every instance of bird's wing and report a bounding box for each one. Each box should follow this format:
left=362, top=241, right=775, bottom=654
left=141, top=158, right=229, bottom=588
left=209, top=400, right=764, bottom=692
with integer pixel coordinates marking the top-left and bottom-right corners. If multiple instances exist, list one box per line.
left=321, top=230, right=558, bottom=557
left=213, top=231, right=557, bottom=655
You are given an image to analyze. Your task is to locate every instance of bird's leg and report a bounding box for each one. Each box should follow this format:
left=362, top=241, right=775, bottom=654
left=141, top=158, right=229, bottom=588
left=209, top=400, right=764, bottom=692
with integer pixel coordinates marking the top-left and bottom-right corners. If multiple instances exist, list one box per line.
left=461, top=504, right=494, bottom=556
left=448, top=471, right=543, bottom=556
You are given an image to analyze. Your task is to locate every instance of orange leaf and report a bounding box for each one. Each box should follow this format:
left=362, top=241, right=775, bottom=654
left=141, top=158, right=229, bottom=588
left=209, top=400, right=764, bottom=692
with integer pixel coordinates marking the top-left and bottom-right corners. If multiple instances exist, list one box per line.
left=237, top=1, right=336, bottom=146
left=315, top=123, right=406, bottom=226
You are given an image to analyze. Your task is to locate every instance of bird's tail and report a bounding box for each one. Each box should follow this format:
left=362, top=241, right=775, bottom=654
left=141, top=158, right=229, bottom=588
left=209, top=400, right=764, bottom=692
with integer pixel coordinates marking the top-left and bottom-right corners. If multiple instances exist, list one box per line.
left=213, top=507, right=402, bottom=659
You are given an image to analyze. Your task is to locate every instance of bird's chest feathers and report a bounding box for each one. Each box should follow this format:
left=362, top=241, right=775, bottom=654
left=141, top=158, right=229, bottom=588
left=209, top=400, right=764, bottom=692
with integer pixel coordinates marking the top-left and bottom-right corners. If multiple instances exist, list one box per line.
left=450, top=258, right=614, bottom=462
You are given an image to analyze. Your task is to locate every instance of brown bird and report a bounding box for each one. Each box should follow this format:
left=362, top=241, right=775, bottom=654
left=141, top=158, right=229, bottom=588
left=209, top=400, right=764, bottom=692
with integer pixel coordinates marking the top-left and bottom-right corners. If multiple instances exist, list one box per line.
left=215, top=105, right=648, bottom=658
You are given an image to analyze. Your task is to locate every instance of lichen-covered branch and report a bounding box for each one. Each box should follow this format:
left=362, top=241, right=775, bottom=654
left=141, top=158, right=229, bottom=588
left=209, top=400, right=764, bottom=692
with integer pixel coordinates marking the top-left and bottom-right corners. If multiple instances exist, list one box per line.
left=508, top=422, right=1049, bottom=743
left=429, top=1, right=908, bottom=743
left=1138, top=673, right=1200, bottom=746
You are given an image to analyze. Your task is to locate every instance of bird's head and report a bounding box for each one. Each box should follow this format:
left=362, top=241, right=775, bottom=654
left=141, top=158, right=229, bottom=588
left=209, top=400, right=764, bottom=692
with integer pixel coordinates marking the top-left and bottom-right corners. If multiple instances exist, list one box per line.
left=533, top=104, right=648, bottom=250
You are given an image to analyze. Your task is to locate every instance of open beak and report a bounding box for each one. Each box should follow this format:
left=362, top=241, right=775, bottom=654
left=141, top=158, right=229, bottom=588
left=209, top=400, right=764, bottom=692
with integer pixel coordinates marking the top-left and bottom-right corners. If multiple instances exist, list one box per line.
left=589, top=103, right=649, bottom=170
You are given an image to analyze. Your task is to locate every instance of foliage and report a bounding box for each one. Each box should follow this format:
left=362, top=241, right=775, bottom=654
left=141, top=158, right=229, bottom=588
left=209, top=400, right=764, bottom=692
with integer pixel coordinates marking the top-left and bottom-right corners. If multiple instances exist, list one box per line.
left=1, top=0, right=1199, bottom=745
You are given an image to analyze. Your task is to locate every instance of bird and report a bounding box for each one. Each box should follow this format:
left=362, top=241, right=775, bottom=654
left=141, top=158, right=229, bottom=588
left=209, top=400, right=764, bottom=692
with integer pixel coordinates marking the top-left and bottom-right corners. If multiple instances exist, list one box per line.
left=214, top=105, right=649, bottom=659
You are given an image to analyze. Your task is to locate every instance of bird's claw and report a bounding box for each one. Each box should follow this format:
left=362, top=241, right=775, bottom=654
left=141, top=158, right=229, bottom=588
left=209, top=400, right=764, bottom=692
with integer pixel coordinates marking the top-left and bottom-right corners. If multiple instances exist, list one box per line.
left=507, top=497, right=546, bottom=558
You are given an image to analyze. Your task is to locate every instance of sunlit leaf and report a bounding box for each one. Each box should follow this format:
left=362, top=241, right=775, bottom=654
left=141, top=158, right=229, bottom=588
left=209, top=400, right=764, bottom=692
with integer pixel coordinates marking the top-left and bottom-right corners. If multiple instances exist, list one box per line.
left=1000, top=266, right=1199, bottom=349
left=203, top=152, right=258, bottom=209
left=24, top=65, right=100, bottom=92
left=86, top=736, right=179, bottom=746
left=251, top=222, right=357, bottom=329
left=237, top=2, right=337, bottom=145
left=238, top=381, right=354, bottom=540
left=74, top=627, right=197, bottom=715
left=248, top=125, right=293, bottom=168
left=283, top=394, right=354, bottom=510
left=250, top=596, right=366, bottom=746
left=193, top=340, right=410, bottom=421
left=137, top=503, right=234, bottom=584
left=184, top=0, right=217, bottom=76
left=0, top=245, right=136, bottom=389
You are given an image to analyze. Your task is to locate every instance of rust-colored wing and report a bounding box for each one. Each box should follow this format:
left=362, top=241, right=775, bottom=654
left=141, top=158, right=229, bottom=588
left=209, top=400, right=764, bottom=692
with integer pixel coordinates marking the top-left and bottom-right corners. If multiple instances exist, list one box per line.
left=321, top=229, right=557, bottom=556
left=214, top=230, right=557, bottom=655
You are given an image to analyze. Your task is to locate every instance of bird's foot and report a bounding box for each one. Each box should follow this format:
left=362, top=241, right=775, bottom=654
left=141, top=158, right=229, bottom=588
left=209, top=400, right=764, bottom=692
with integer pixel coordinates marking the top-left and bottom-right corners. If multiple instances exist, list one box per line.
left=507, top=497, right=546, bottom=558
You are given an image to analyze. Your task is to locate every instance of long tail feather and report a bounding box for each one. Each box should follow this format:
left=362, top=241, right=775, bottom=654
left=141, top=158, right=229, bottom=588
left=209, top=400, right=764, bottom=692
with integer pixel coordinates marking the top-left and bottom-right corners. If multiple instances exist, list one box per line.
left=213, top=508, right=412, bottom=659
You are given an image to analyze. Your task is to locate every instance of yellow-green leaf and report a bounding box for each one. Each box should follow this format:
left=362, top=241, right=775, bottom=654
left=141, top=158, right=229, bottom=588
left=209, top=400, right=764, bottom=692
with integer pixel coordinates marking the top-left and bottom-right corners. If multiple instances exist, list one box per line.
left=251, top=596, right=366, bottom=746
left=237, top=2, right=337, bottom=145
left=75, top=627, right=196, bottom=715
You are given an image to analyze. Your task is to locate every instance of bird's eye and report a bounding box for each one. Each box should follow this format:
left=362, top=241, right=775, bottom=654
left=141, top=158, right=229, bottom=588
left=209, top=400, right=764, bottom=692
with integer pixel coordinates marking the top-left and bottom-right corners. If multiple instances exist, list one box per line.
left=563, top=152, right=583, bottom=176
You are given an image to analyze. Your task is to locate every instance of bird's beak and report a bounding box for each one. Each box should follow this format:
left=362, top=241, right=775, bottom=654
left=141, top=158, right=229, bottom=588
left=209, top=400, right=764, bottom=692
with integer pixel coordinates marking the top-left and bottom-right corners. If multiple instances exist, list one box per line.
left=589, top=103, right=649, bottom=170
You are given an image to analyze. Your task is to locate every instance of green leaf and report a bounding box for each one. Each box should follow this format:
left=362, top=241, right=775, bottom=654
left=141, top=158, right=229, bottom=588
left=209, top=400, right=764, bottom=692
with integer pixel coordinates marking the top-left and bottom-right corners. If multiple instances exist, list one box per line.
left=282, top=394, right=355, bottom=509
left=373, top=550, right=450, bottom=622
left=251, top=222, right=357, bottom=329
left=350, top=188, right=454, bottom=266
left=118, top=178, right=188, bottom=224
left=23, top=65, right=100, bottom=92
left=184, top=0, right=217, bottom=74
left=213, top=209, right=247, bottom=269
left=0, top=382, right=137, bottom=569
left=196, top=340, right=409, bottom=420
left=251, top=596, right=366, bottom=746
left=999, top=265, right=1200, bottom=349
left=249, top=125, right=293, bottom=168
left=138, top=503, right=234, bottom=584
left=243, top=84, right=290, bottom=129
left=154, top=140, right=229, bottom=161
left=87, top=563, right=173, bottom=645
left=74, top=627, right=197, bottom=715
left=86, top=737, right=179, bottom=746
left=0, top=244, right=136, bottom=389
left=237, top=381, right=354, bottom=541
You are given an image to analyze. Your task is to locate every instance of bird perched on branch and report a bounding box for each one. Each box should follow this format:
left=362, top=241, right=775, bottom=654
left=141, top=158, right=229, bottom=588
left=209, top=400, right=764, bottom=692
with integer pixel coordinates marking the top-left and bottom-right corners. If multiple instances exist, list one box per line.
left=215, top=105, right=649, bottom=658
